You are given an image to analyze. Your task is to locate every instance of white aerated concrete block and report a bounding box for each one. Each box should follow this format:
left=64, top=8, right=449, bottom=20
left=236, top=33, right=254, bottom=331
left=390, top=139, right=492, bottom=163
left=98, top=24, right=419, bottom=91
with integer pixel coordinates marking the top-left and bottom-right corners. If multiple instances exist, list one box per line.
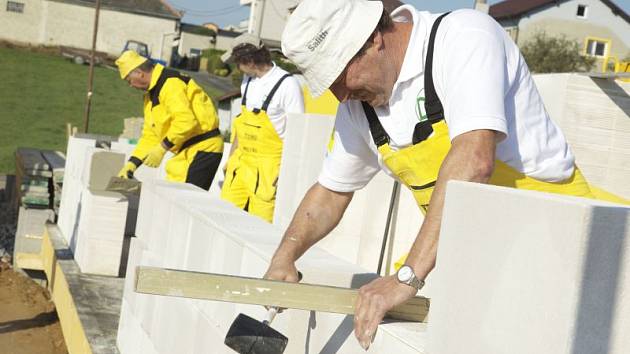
left=74, top=190, right=128, bottom=276
left=275, top=113, right=335, bottom=228
left=428, top=181, right=630, bottom=354
left=534, top=74, right=630, bottom=199
left=118, top=179, right=429, bottom=354
left=274, top=113, right=425, bottom=275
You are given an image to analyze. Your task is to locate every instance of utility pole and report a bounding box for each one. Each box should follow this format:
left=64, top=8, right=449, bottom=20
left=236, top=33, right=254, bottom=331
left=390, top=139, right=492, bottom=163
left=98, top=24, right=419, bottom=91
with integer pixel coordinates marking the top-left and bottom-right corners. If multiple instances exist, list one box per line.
left=83, top=0, right=101, bottom=133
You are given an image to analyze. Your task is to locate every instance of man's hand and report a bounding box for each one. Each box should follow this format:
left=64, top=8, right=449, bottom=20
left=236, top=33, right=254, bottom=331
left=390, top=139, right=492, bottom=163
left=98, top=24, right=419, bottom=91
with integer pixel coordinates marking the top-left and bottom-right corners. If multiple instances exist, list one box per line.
left=263, top=258, right=300, bottom=283
left=117, top=162, right=137, bottom=179
left=144, top=145, right=167, bottom=167
left=354, top=275, right=417, bottom=350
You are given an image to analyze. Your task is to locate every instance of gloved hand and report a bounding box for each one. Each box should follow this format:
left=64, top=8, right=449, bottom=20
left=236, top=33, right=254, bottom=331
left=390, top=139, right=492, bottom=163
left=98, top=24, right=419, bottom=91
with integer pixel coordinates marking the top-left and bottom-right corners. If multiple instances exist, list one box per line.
left=117, top=162, right=137, bottom=179
left=143, top=144, right=167, bottom=167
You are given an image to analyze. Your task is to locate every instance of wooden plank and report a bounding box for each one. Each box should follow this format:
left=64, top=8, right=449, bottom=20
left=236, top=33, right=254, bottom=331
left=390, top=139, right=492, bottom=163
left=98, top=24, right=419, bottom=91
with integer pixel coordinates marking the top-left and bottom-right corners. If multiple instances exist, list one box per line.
left=135, top=266, right=430, bottom=322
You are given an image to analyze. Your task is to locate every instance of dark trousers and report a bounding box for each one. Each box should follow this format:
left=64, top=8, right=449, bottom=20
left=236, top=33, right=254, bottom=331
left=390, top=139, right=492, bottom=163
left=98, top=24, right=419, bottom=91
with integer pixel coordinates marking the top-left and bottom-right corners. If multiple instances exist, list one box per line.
left=186, top=151, right=223, bottom=190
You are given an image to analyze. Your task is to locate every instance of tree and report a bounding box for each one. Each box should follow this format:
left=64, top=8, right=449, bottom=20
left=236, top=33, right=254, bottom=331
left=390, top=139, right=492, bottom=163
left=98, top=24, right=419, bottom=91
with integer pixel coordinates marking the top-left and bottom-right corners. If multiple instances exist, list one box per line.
left=520, top=32, right=596, bottom=73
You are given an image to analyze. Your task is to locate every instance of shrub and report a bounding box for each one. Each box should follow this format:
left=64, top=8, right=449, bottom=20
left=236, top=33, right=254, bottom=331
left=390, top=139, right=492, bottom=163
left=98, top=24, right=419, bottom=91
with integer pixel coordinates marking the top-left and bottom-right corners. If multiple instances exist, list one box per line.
left=520, top=32, right=596, bottom=73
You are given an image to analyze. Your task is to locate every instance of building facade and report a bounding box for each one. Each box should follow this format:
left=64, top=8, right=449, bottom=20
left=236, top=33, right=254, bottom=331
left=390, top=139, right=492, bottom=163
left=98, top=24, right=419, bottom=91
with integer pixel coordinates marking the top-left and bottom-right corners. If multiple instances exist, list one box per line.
left=490, top=0, right=630, bottom=63
left=0, top=0, right=180, bottom=63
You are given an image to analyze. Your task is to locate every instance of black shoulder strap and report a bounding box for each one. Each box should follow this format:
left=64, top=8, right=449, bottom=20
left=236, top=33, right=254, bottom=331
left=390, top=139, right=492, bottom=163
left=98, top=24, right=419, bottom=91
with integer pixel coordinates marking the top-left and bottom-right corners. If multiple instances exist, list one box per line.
left=361, top=12, right=451, bottom=147
left=149, top=68, right=191, bottom=107
left=261, top=73, right=292, bottom=112
left=242, top=77, right=252, bottom=106
left=361, top=101, right=389, bottom=147
left=424, top=12, right=450, bottom=123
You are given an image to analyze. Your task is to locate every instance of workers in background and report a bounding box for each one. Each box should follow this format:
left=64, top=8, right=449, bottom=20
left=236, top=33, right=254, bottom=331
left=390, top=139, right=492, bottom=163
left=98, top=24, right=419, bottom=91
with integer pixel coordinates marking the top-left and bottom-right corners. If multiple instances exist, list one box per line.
left=263, top=0, right=630, bottom=350
left=115, top=50, right=223, bottom=190
left=220, top=33, right=304, bottom=223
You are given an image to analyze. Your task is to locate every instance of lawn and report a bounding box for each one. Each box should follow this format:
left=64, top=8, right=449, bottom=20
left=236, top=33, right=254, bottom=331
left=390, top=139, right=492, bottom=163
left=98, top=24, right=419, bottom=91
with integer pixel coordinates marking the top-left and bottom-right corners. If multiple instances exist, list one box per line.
left=0, top=45, right=227, bottom=174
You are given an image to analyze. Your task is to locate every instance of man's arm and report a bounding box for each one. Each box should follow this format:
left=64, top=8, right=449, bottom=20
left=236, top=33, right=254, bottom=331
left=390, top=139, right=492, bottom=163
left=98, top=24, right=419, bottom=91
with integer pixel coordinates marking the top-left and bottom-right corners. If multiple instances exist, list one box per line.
left=264, top=182, right=353, bottom=282
left=353, top=128, right=498, bottom=350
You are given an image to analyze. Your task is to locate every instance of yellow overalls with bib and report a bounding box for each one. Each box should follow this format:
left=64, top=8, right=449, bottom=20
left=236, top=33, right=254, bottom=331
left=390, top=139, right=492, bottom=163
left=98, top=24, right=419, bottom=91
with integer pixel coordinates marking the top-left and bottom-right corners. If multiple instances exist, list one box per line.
left=366, top=14, right=629, bottom=268
left=221, top=74, right=292, bottom=222
left=129, top=65, right=224, bottom=190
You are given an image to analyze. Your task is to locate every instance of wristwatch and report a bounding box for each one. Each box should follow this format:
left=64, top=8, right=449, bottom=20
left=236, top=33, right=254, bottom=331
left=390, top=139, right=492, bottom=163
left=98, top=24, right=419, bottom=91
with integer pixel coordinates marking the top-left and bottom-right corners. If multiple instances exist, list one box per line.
left=396, top=265, right=425, bottom=291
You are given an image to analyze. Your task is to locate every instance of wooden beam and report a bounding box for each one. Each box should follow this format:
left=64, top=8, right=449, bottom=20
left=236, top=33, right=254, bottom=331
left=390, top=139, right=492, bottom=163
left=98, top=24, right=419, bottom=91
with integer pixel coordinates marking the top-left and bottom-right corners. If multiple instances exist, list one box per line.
left=135, top=266, right=430, bottom=322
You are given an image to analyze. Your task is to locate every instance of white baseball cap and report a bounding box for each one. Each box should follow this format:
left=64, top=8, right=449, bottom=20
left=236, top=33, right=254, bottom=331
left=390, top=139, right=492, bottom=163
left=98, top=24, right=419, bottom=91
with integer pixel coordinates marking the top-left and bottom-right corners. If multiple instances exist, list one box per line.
left=221, top=33, right=264, bottom=63
left=282, top=0, right=383, bottom=97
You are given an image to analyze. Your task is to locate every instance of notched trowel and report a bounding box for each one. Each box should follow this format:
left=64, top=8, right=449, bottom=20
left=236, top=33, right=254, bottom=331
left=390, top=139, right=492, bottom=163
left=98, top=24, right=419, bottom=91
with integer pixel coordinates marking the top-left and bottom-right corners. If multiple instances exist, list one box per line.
left=106, top=176, right=141, bottom=195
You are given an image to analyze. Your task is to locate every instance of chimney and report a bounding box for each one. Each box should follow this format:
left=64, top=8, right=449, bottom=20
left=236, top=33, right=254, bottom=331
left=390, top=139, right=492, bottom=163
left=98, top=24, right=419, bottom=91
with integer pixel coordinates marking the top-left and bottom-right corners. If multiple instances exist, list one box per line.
left=474, top=0, right=490, bottom=13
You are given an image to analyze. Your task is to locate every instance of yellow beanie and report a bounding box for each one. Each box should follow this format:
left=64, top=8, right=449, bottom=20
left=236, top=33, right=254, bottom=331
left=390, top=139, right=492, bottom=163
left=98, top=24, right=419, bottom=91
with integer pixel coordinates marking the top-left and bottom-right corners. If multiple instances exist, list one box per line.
left=115, top=50, right=148, bottom=79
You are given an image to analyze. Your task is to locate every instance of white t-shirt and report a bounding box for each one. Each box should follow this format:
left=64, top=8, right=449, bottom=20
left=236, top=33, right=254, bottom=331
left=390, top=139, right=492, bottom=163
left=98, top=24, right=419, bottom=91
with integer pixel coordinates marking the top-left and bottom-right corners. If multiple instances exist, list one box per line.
left=240, top=63, right=305, bottom=139
left=318, top=6, right=575, bottom=192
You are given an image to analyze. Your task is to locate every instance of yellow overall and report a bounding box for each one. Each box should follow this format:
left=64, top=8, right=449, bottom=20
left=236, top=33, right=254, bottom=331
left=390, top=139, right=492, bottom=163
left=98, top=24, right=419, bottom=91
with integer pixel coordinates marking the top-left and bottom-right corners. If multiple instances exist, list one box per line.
left=221, top=74, right=292, bottom=222
left=370, top=13, right=630, bottom=268
left=130, top=64, right=224, bottom=190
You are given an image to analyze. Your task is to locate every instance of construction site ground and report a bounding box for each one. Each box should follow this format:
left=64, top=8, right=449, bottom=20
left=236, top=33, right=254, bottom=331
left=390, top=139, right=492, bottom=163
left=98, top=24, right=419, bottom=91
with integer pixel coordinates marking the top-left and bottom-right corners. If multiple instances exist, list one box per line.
left=0, top=266, right=68, bottom=354
left=1, top=175, right=68, bottom=354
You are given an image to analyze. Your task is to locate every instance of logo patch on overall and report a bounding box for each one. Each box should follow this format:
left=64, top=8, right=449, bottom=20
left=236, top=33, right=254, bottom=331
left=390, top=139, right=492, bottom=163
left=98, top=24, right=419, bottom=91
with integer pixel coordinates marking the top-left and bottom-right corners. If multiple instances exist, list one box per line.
left=415, top=88, right=427, bottom=122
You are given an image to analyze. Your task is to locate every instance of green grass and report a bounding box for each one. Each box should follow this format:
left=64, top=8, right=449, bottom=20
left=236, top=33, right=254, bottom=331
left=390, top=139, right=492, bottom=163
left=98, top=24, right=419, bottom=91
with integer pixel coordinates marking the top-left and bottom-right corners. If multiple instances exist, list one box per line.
left=0, top=46, right=226, bottom=174
left=0, top=46, right=143, bottom=173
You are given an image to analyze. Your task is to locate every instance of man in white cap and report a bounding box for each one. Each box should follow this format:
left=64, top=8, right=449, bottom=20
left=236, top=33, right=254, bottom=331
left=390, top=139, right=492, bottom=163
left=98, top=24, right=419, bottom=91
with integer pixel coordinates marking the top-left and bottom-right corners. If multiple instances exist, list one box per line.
left=262, top=0, right=628, bottom=349
left=220, top=33, right=304, bottom=223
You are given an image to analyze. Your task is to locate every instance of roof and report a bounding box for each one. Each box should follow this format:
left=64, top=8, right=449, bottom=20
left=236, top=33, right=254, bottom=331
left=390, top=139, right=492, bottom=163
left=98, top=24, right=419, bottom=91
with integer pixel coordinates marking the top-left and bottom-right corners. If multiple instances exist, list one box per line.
left=489, top=0, right=630, bottom=24
left=217, top=29, right=242, bottom=38
left=217, top=90, right=241, bottom=102
left=181, top=23, right=216, bottom=36
left=47, top=0, right=181, bottom=20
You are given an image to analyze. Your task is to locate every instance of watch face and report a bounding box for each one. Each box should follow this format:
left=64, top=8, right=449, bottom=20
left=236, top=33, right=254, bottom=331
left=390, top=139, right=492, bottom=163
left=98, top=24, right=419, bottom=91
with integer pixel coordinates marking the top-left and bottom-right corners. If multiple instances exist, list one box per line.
left=397, top=266, right=413, bottom=282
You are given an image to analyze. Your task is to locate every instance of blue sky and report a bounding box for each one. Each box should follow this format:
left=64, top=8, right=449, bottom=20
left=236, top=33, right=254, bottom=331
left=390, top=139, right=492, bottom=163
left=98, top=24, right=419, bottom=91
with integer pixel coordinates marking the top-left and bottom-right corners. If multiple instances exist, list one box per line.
left=165, top=0, right=630, bottom=27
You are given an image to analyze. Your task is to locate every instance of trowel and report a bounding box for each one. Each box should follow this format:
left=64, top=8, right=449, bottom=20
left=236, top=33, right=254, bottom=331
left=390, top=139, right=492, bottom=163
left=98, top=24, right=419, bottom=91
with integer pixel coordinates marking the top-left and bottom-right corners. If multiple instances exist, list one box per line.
left=224, top=272, right=302, bottom=354
left=106, top=176, right=141, bottom=194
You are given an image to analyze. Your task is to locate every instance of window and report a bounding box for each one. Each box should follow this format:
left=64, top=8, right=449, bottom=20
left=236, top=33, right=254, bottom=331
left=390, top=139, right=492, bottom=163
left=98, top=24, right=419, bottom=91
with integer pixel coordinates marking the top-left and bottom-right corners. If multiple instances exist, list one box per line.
left=6, top=1, right=25, bottom=13
left=585, top=38, right=608, bottom=57
left=577, top=4, right=588, bottom=18
left=189, top=48, right=202, bottom=57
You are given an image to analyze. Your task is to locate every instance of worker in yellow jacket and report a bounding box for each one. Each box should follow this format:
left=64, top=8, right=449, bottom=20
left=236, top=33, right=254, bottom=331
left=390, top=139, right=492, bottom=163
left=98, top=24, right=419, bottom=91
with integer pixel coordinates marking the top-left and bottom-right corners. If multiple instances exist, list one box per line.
left=220, top=33, right=304, bottom=222
left=115, top=50, right=223, bottom=190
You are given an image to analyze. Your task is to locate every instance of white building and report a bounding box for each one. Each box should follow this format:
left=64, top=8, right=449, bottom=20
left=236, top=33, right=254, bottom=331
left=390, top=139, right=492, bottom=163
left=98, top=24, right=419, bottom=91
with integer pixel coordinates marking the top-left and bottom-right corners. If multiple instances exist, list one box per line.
left=0, top=0, right=181, bottom=63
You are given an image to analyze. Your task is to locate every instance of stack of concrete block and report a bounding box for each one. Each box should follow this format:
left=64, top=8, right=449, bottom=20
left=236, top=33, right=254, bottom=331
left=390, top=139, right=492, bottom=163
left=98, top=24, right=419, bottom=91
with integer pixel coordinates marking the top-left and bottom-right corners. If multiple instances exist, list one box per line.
left=57, top=136, right=97, bottom=246
left=15, top=147, right=52, bottom=209
left=117, top=179, right=428, bottom=354
left=74, top=190, right=129, bottom=276
left=533, top=74, right=630, bottom=199
left=57, top=135, right=149, bottom=276
left=428, top=181, right=630, bottom=354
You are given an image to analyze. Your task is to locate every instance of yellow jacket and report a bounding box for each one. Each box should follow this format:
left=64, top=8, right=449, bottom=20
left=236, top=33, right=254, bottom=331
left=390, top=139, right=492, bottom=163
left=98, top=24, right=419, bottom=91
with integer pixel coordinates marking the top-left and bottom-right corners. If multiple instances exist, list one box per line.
left=130, top=64, right=221, bottom=164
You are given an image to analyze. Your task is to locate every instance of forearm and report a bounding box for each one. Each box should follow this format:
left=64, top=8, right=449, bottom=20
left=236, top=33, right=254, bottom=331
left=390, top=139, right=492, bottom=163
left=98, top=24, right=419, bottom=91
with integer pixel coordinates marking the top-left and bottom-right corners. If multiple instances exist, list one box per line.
left=405, top=130, right=497, bottom=280
left=271, top=182, right=353, bottom=264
